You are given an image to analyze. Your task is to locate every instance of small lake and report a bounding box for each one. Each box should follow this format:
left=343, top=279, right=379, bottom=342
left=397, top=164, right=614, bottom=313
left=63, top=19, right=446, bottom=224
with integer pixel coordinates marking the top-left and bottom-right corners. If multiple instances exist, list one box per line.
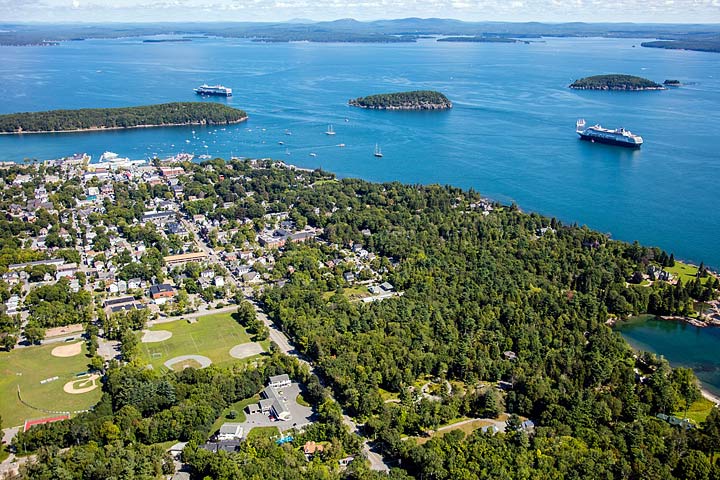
left=616, top=316, right=720, bottom=397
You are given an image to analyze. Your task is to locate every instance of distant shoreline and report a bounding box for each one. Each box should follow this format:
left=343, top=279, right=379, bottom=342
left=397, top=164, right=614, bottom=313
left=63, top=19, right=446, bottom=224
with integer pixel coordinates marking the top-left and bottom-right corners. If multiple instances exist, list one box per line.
left=0, top=117, right=248, bottom=136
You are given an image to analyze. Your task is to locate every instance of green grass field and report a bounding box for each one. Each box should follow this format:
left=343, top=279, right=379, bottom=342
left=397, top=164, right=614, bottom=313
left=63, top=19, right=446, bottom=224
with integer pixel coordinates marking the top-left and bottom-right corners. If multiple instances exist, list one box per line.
left=138, top=312, right=265, bottom=371
left=0, top=343, right=103, bottom=427
left=674, top=396, right=715, bottom=424
left=210, top=395, right=260, bottom=435
left=666, top=261, right=711, bottom=285
left=246, top=426, right=280, bottom=440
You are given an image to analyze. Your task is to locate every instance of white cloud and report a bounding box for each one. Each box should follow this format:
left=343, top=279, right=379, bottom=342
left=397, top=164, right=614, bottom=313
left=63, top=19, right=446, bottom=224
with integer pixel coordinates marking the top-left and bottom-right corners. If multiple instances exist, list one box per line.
left=1, top=0, right=718, bottom=22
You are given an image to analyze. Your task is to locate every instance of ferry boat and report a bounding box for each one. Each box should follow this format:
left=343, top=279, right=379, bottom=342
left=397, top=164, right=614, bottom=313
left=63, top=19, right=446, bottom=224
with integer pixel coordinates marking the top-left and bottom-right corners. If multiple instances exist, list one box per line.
left=194, top=84, right=232, bottom=97
left=576, top=119, right=642, bottom=148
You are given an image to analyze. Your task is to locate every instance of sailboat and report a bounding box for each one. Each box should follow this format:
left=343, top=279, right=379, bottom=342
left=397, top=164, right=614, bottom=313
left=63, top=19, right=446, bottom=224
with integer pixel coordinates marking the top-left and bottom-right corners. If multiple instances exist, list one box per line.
left=325, top=124, right=336, bottom=135
left=374, top=144, right=383, bottom=158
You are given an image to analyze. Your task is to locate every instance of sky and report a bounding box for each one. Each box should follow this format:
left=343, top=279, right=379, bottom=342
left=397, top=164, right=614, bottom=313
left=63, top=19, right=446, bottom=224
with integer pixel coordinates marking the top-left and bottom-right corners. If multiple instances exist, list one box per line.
left=1, top=0, right=719, bottom=23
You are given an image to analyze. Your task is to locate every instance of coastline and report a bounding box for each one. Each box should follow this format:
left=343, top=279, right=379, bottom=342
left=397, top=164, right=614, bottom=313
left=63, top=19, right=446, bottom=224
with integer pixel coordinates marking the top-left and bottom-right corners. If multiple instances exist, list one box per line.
left=569, top=85, right=666, bottom=91
left=0, top=116, right=248, bottom=136
left=348, top=102, right=452, bottom=110
left=701, top=388, right=720, bottom=407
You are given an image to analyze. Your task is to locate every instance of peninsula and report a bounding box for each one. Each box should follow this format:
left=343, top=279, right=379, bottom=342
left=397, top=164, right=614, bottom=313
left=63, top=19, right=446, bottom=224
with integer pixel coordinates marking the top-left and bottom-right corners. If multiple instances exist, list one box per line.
left=0, top=102, right=247, bottom=134
left=569, top=74, right=665, bottom=91
left=349, top=90, right=452, bottom=110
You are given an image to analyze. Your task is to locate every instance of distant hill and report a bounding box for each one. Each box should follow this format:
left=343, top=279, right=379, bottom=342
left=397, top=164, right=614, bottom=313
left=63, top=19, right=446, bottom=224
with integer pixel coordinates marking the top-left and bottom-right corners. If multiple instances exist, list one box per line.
left=569, top=74, right=665, bottom=91
left=2, top=20, right=720, bottom=45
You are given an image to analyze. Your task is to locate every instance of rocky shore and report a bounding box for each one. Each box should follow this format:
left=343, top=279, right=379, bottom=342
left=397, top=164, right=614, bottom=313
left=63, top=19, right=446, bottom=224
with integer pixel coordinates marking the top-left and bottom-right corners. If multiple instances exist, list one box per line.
left=348, top=100, right=452, bottom=110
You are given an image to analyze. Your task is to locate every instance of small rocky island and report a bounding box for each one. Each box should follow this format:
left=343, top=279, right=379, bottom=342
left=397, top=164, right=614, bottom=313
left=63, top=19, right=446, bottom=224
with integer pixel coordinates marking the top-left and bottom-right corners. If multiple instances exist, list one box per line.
left=0, top=102, right=247, bottom=134
left=349, top=90, right=452, bottom=110
left=664, top=79, right=682, bottom=87
left=569, top=74, right=665, bottom=91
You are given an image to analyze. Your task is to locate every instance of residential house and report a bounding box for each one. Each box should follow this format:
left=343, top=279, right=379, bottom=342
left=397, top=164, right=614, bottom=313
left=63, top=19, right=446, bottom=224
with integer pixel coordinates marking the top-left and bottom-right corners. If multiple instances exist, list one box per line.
left=217, top=423, right=244, bottom=441
left=149, top=284, right=176, bottom=303
left=268, top=374, right=291, bottom=389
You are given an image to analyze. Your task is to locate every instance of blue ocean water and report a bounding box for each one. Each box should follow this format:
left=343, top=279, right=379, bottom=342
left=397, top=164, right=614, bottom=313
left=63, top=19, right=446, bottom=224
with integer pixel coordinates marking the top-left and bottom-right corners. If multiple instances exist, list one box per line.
left=1, top=35, right=719, bottom=391
left=0, top=36, right=718, bottom=269
left=616, top=318, right=720, bottom=397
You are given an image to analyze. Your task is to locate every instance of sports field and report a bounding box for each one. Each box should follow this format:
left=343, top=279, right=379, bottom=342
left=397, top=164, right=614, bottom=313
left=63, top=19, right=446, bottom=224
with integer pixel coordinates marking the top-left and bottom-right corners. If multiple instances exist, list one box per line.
left=0, top=342, right=102, bottom=427
left=138, top=312, right=266, bottom=371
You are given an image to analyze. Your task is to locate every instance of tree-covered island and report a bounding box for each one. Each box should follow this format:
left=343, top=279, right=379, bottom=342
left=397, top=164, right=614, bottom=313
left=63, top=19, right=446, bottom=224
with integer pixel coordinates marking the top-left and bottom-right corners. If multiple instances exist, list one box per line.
left=0, top=102, right=248, bottom=134
left=348, top=90, right=452, bottom=110
left=437, top=36, right=530, bottom=44
left=569, top=74, right=666, bottom=91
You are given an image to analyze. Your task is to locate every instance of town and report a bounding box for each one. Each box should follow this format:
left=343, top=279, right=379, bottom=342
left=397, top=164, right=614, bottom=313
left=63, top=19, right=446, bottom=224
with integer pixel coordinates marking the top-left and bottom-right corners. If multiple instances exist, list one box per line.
left=0, top=152, right=414, bottom=478
left=0, top=151, right=718, bottom=480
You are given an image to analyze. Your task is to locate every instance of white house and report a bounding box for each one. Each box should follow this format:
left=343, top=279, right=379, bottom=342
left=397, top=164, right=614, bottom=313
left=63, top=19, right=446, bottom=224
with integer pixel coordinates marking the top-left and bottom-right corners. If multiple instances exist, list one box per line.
left=217, top=423, right=244, bottom=441
left=268, top=374, right=291, bottom=389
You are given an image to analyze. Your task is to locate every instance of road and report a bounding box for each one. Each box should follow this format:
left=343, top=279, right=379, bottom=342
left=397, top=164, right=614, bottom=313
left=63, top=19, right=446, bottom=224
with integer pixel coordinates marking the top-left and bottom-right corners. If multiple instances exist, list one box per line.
left=184, top=216, right=390, bottom=472
left=254, top=299, right=390, bottom=472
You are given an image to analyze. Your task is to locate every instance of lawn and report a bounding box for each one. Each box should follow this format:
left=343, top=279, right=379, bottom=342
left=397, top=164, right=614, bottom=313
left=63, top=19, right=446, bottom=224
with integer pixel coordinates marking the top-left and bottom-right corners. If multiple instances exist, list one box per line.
left=246, top=426, right=280, bottom=440
left=138, top=312, right=265, bottom=371
left=414, top=415, right=509, bottom=446
left=210, top=395, right=260, bottom=435
left=0, top=343, right=103, bottom=427
left=666, top=261, right=710, bottom=284
left=674, top=396, right=715, bottom=424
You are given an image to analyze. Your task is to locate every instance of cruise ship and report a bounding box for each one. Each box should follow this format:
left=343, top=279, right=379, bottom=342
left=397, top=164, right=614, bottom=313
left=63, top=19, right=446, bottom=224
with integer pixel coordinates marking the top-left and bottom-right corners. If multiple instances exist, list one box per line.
left=576, top=119, right=642, bottom=148
left=194, top=84, right=232, bottom=97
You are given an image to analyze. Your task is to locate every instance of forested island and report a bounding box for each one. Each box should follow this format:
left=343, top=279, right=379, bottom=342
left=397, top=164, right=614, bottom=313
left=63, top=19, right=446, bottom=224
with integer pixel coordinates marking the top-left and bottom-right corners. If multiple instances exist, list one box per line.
left=642, top=39, right=720, bottom=53
left=569, top=74, right=665, bottom=91
left=5, top=157, right=719, bottom=479
left=349, top=90, right=452, bottom=110
left=0, top=102, right=247, bottom=134
left=437, top=36, right=529, bottom=44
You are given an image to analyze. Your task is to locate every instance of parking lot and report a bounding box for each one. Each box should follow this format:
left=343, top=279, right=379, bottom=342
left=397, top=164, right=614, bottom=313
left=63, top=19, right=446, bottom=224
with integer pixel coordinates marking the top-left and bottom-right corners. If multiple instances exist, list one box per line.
left=240, top=382, right=314, bottom=434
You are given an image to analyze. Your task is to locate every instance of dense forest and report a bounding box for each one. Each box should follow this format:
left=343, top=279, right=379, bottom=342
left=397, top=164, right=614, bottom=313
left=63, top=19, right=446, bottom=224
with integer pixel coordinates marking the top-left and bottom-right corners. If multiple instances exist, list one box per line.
left=569, top=74, right=665, bottom=90
left=349, top=91, right=452, bottom=110
left=251, top=173, right=719, bottom=478
left=0, top=102, right=247, bottom=133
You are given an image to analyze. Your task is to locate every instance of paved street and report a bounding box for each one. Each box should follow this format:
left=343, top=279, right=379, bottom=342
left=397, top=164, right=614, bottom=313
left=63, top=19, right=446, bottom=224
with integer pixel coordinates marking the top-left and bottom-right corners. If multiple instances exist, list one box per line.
left=181, top=216, right=391, bottom=472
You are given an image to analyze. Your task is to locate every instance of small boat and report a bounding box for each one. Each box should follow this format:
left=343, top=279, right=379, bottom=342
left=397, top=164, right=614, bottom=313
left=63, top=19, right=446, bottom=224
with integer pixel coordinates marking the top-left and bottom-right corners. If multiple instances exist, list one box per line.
left=285, top=130, right=292, bottom=135
left=325, top=124, right=336, bottom=135
left=285, top=148, right=291, bottom=155
left=278, top=141, right=284, bottom=145
left=374, top=144, right=383, bottom=158
left=310, top=153, right=317, bottom=157
left=337, top=143, right=346, bottom=148
left=345, top=118, right=349, bottom=122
